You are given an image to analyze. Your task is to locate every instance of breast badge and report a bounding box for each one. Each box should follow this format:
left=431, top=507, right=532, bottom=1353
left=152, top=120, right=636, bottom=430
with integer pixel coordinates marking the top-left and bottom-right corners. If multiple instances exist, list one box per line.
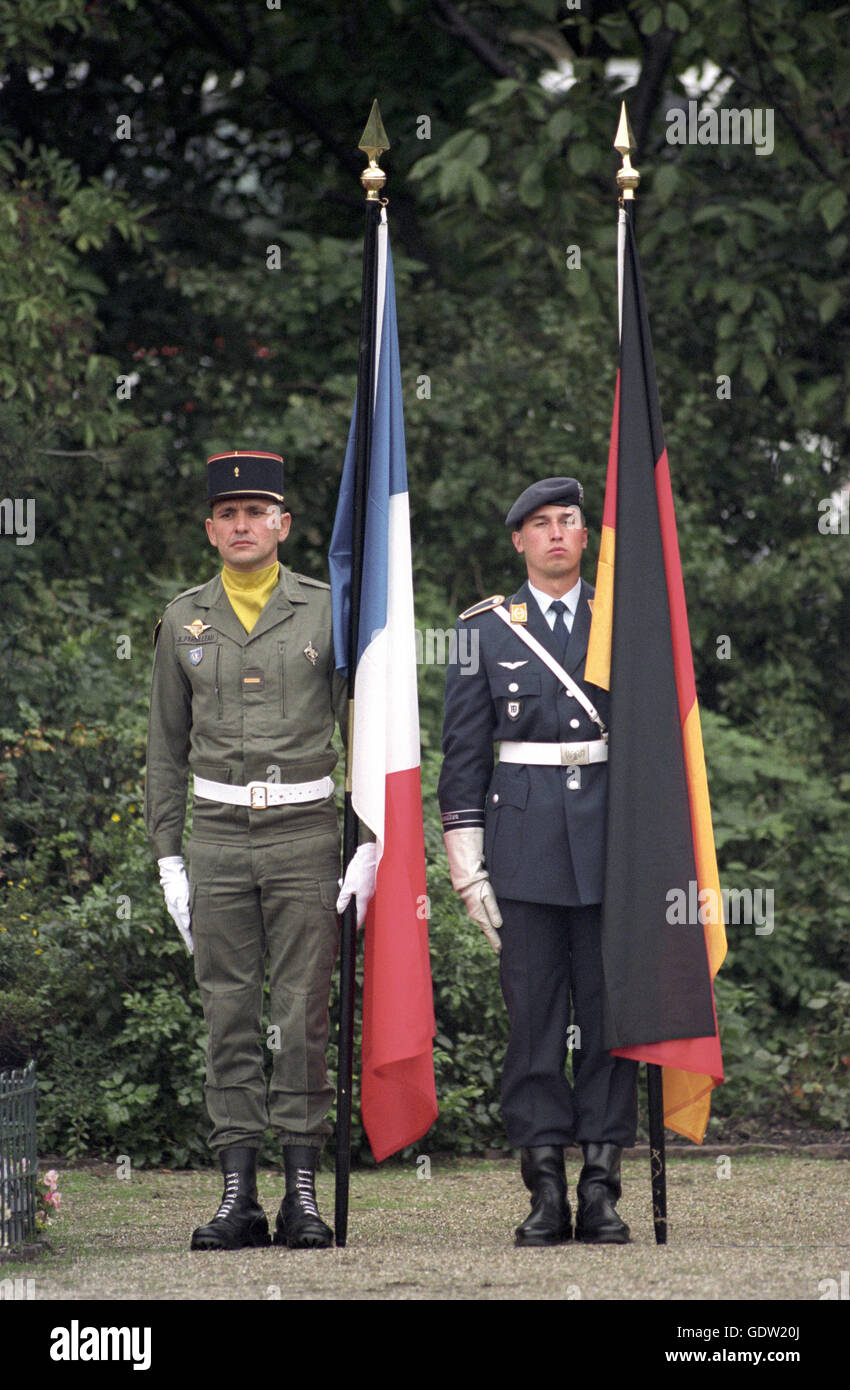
left=183, top=619, right=211, bottom=639
left=304, top=641, right=319, bottom=666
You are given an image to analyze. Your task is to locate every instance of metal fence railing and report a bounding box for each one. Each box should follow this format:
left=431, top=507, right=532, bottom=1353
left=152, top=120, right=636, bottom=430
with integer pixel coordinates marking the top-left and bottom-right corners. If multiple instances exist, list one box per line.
left=0, top=1061, right=37, bottom=1247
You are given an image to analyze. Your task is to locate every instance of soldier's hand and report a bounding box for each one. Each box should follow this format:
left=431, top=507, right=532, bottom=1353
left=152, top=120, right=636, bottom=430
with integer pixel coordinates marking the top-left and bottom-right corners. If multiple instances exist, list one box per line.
left=443, top=828, right=503, bottom=954
left=157, top=855, right=194, bottom=954
left=336, top=842, right=378, bottom=927
left=461, top=877, right=503, bottom=954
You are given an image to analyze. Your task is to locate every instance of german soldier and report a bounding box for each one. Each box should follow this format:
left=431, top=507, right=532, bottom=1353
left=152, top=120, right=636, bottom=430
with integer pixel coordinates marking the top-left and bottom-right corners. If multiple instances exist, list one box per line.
left=438, top=477, right=638, bottom=1246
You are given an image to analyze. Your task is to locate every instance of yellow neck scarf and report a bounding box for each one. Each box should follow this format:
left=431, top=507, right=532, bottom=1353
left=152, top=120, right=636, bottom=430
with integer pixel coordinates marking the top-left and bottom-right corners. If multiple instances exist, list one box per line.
left=221, top=561, right=280, bottom=634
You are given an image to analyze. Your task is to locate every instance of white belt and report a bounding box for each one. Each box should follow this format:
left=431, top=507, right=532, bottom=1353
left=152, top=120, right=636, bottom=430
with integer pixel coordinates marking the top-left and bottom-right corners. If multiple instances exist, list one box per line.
left=193, top=774, right=334, bottom=809
left=499, top=740, right=609, bottom=767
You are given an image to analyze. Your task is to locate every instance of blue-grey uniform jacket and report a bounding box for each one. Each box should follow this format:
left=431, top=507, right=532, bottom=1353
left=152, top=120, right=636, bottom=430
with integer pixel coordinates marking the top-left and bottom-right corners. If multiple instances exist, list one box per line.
left=438, top=578, right=609, bottom=906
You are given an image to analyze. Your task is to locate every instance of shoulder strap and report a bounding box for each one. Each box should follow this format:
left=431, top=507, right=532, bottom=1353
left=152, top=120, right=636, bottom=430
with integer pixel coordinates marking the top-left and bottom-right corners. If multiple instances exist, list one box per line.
left=164, top=583, right=204, bottom=610
left=459, top=594, right=505, bottom=621
left=293, top=572, right=331, bottom=591
left=491, top=604, right=607, bottom=738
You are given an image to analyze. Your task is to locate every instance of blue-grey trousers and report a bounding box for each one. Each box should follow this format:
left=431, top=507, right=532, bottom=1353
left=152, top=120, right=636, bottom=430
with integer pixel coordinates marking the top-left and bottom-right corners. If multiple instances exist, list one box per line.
left=498, top=899, right=639, bottom=1149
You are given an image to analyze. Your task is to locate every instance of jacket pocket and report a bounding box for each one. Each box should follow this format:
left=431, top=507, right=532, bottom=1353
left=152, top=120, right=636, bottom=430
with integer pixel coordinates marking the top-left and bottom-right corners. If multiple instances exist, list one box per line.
left=181, top=640, right=222, bottom=720
left=487, top=762, right=530, bottom=811
left=490, top=671, right=541, bottom=701
left=484, top=764, right=528, bottom=878
left=491, top=670, right=541, bottom=725
left=193, top=762, right=232, bottom=785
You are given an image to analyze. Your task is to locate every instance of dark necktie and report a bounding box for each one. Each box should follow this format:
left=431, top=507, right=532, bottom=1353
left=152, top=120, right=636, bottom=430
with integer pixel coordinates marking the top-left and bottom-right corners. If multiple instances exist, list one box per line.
left=548, top=600, right=570, bottom=661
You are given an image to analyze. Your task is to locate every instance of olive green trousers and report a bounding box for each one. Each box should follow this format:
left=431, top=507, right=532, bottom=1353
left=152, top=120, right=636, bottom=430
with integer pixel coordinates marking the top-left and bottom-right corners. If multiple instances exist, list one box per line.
left=188, top=828, right=341, bottom=1154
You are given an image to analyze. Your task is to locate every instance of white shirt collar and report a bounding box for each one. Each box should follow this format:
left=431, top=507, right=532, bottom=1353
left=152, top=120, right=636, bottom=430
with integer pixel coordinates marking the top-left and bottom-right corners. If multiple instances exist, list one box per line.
left=528, top=576, right=582, bottom=618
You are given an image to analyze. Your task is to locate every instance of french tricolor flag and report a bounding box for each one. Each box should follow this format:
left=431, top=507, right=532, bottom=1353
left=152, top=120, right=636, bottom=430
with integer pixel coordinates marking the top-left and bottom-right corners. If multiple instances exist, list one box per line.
left=329, top=211, right=438, bottom=1162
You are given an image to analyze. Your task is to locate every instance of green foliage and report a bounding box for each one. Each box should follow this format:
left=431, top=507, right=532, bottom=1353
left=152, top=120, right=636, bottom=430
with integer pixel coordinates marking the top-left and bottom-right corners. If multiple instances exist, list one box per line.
left=701, top=711, right=850, bottom=1132
left=0, top=142, right=154, bottom=445
left=0, top=574, right=207, bottom=1163
left=711, top=976, right=850, bottom=1134
left=0, top=0, right=94, bottom=55
left=419, top=751, right=508, bottom=1152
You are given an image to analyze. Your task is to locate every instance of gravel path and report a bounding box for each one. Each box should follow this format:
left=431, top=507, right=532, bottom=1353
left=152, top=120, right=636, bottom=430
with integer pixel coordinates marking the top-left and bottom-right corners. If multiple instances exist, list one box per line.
left=4, top=1154, right=848, bottom=1303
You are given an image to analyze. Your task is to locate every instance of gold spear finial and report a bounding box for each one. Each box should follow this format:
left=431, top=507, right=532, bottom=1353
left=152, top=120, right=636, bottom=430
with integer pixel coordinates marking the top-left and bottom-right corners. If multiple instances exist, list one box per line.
left=614, top=101, right=640, bottom=203
left=359, top=99, right=390, bottom=202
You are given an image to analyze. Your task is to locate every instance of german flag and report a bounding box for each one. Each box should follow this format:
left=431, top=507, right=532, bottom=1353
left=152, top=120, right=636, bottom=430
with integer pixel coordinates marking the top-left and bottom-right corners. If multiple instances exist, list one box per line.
left=586, top=203, right=726, bottom=1144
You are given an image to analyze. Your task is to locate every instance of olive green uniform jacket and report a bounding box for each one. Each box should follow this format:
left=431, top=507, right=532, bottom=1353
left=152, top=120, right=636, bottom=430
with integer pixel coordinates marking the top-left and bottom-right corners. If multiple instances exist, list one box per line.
left=145, top=565, right=347, bottom=854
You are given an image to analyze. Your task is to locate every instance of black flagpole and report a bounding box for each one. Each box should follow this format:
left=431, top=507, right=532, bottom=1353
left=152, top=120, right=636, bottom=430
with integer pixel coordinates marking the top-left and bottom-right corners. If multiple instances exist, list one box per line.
left=334, top=104, right=389, bottom=1248
left=647, top=1064, right=668, bottom=1244
left=614, top=103, right=669, bottom=1249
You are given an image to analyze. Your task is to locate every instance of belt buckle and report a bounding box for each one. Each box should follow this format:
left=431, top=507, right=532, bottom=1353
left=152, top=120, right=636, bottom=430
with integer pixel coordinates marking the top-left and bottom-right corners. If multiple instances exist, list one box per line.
left=560, top=743, right=587, bottom=766
left=248, top=782, right=268, bottom=809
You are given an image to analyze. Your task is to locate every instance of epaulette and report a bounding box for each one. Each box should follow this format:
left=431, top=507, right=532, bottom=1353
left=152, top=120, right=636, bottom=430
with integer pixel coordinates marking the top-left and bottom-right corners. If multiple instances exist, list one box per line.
left=459, top=594, right=505, bottom=621
left=293, top=573, right=331, bottom=590
left=164, top=583, right=204, bottom=609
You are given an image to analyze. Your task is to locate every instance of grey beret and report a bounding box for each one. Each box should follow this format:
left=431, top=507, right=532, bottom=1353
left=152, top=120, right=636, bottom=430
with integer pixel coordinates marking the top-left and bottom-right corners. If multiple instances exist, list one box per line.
left=505, top=477, right=585, bottom=529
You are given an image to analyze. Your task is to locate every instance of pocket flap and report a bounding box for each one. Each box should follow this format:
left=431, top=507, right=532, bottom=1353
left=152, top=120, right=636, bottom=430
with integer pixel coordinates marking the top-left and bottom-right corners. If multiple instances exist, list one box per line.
left=193, top=763, right=232, bottom=784
left=489, top=764, right=529, bottom=809
left=492, top=671, right=541, bottom=698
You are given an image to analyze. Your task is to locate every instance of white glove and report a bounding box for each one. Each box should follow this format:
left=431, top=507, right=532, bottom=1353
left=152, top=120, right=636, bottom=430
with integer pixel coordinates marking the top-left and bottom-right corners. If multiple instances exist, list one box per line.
left=336, top=842, right=378, bottom=927
left=158, top=855, right=194, bottom=954
left=443, top=827, right=502, bottom=954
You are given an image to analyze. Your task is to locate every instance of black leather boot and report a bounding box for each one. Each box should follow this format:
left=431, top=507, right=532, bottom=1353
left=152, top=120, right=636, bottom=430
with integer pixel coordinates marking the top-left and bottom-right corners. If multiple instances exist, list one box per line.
left=575, top=1141, right=630, bottom=1244
left=190, top=1147, right=271, bottom=1251
left=273, top=1146, right=333, bottom=1250
left=514, top=1145, right=572, bottom=1247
